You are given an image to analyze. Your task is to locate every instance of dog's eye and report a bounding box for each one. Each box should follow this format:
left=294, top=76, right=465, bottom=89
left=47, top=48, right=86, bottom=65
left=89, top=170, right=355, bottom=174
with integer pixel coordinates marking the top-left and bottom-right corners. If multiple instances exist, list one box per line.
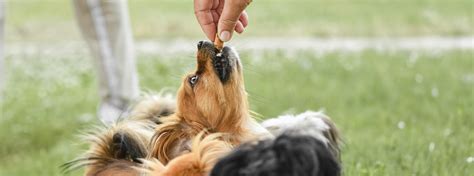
left=189, top=75, right=199, bottom=86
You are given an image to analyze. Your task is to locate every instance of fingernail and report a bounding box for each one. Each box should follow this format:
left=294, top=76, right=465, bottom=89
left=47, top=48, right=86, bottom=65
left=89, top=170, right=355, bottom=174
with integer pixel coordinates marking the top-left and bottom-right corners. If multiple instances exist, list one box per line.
left=219, top=31, right=231, bottom=42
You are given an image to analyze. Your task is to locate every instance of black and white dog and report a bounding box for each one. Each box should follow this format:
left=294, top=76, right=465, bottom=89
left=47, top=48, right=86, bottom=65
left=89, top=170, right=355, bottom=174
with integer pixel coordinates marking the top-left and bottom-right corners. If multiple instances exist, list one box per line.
left=211, top=111, right=342, bottom=176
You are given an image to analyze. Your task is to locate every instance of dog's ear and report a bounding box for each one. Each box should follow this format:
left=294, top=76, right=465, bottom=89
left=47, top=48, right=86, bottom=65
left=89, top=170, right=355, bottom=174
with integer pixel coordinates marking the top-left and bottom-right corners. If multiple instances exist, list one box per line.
left=149, top=115, right=189, bottom=164
left=312, top=138, right=341, bottom=176
left=111, top=131, right=147, bottom=162
left=320, top=117, right=342, bottom=159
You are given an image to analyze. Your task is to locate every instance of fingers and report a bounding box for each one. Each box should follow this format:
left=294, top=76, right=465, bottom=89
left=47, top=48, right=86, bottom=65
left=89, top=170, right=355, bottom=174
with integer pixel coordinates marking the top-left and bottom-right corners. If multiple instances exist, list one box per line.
left=218, top=0, right=251, bottom=42
left=195, top=0, right=251, bottom=41
left=239, top=11, right=249, bottom=28
left=235, top=21, right=244, bottom=34
left=194, top=0, right=218, bottom=41
left=219, top=4, right=246, bottom=34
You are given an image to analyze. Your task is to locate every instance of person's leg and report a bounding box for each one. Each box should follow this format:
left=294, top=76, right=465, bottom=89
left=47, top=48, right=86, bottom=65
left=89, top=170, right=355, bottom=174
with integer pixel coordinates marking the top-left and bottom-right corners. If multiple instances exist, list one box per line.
left=0, top=2, right=5, bottom=97
left=72, top=0, right=139, bottom=125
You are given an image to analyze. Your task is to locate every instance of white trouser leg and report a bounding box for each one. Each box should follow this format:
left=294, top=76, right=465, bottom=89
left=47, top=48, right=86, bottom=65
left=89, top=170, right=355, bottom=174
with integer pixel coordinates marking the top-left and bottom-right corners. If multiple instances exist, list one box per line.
left=0, top=2, right=4, bottom=99
left=72, top=0, right=139, bottom=125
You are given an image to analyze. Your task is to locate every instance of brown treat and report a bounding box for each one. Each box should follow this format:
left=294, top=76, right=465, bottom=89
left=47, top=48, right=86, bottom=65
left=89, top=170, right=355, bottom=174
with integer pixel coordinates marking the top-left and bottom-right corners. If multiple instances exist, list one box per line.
left=214, top=34, right=224, bottom=51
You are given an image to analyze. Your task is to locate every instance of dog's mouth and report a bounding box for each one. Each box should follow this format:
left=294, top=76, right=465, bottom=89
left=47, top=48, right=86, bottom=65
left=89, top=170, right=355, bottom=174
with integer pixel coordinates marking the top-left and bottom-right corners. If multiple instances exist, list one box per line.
left=197, top=41, right=239, bottom=83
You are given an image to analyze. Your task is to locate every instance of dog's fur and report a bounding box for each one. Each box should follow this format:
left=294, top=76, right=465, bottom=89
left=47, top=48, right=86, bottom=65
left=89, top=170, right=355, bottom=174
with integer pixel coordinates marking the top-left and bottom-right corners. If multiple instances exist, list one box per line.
left=210, top=134, right=341, bottom=176
left=130, top=93, right=176, bottom=124
left=66, top=42, right=345, bottom=176
left=210, top=111, right=342, bottom=176
left=62, top=120, right=155, bottom=176
left=261, top=111, right=341, bottom=158
left=141, top=132, right=232, bottom=176
left=63, top=94, right=175, bottom=176
left=149, top=41, right=272, bottom=164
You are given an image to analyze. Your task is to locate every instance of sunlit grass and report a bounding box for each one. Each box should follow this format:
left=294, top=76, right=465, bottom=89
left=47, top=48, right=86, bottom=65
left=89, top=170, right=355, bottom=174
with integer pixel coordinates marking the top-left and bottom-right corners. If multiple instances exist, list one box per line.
left=5, top=0, right=473, bottom=42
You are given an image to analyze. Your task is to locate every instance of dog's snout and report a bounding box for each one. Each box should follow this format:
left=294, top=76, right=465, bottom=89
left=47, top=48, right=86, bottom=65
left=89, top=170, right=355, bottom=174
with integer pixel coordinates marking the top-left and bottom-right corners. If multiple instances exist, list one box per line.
left=196, top=41, right=240, bottom=83
left=197, top=41, right=204, bottom=49
left=197, top=41, right=215, bottom=51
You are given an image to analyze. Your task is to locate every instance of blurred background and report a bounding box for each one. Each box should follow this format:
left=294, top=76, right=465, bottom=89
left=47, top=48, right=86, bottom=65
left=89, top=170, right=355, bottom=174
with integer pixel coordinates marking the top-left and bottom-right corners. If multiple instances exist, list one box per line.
left=0, top=0, right=473, bottom=175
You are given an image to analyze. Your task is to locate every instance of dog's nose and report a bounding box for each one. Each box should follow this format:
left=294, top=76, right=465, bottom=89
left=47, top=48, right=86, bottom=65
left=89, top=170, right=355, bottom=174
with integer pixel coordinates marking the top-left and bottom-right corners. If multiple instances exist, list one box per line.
left=197, top=41, right=204, bottom=49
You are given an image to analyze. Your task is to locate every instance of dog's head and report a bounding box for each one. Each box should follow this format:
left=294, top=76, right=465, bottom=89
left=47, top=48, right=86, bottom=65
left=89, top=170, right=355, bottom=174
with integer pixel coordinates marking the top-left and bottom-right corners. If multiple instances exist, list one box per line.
left=176, top=41, right=248, bottom=132
left=149, top=42, right=251, bottom=164
left=210, top=134, right=341, bottom=176
left=62, top=120, right=156, bottom=176
left=262, top=111, right=342, bottom=159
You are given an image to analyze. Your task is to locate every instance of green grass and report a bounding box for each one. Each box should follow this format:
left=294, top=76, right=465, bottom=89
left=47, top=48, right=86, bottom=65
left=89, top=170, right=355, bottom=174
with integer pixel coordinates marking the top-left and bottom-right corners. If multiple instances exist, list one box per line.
left=5, top=0, right=473, bottom=42
left=1, top=50, right=473, bottom=175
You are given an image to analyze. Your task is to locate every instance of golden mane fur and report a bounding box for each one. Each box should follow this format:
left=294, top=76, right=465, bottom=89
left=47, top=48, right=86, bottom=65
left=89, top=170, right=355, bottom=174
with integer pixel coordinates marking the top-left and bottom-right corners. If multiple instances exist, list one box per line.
left=62, top=120, right=155, bottom=176
left=63, top=94, right=174, bottom=176
left=142, top=132, right=232, bottom=176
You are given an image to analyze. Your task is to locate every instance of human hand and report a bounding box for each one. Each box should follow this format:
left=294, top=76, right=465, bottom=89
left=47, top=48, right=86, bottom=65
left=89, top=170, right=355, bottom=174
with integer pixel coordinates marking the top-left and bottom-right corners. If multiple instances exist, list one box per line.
left=194, top=0, right=252, bottom=42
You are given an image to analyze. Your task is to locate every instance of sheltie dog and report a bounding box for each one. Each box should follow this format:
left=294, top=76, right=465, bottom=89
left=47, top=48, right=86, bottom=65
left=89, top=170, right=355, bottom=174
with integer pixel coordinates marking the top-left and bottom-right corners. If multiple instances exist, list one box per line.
left=148, top=41, right=272, bottom=164
left=210, top=111, right=342, bottom=176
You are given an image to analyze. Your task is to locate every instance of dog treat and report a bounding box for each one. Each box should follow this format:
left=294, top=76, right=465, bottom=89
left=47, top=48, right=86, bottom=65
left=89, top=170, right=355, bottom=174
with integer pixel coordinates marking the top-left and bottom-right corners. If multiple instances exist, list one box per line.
left=214, top=34, right=224, bottom=51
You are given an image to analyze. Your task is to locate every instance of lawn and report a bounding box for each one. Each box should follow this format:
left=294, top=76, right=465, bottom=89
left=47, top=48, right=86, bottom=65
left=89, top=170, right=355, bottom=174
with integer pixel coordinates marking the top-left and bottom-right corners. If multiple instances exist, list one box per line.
left=5, top=0, right=473, bottom=41
left=1, top=0, right=473, bottom=175
left=1, top=50, right=473, bottom=175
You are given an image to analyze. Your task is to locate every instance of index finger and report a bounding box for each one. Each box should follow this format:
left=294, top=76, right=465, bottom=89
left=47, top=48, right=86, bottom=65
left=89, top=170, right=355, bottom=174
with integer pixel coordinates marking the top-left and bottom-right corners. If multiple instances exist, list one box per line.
left=194, top=0, right=218, bottom=41
left=218, top=0, right=251, bottom=36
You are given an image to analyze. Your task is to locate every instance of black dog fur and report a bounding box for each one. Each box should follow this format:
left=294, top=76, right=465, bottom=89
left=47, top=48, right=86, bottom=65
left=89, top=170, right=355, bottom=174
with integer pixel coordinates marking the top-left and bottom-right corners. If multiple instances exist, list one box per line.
left=210, top=134, right=341, bottom=176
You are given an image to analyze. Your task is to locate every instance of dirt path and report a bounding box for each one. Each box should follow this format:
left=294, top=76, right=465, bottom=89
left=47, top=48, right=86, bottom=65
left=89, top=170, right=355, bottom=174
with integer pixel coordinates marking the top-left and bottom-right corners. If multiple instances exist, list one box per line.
left=6, top=36, right=473, bottom=56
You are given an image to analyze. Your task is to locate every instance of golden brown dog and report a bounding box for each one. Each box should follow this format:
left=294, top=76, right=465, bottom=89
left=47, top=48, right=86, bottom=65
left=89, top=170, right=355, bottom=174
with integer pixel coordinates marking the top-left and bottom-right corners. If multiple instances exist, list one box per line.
left=142, top=132, right=232, bottom=176
left=149, top=41, right=272, bottom=164
left=62, top=120, right=154, bottom=176
left=63, top=94, right=175, bottom=176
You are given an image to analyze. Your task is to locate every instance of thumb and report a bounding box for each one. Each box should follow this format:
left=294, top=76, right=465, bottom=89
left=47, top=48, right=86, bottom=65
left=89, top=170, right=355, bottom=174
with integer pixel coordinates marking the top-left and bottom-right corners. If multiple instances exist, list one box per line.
left=218, top=0, right=251, bottom=42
